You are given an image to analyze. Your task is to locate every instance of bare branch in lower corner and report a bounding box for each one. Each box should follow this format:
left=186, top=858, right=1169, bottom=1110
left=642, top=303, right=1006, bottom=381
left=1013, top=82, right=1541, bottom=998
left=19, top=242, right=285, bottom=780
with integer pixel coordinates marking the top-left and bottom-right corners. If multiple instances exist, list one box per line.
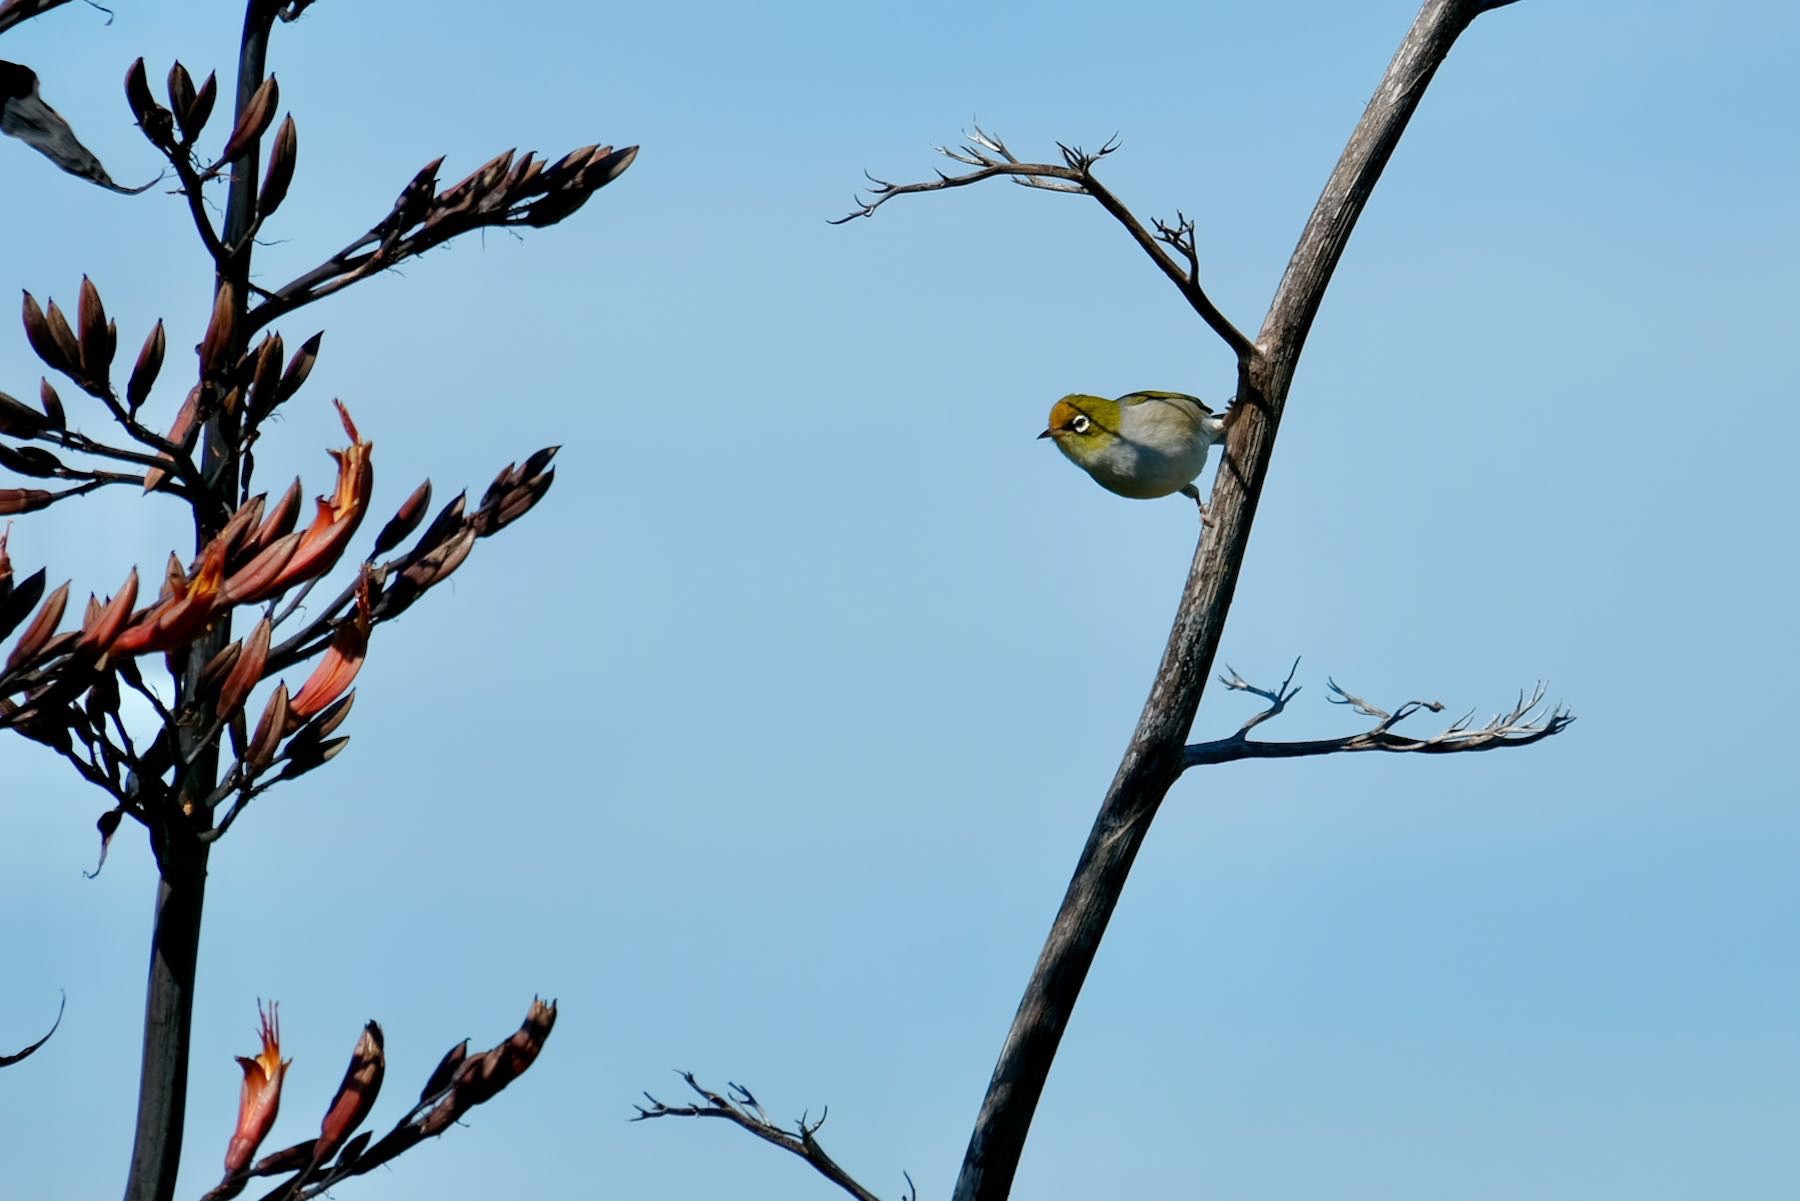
left=633, top=1072, right=915, bottom=1201
left=1183, top=665, right=1573, bottom=768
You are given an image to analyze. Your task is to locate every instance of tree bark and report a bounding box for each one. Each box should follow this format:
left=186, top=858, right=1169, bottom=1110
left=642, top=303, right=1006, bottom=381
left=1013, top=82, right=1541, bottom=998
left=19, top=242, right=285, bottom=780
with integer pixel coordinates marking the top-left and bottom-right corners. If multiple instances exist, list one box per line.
left=949, top=3, right=1505, bottom=1199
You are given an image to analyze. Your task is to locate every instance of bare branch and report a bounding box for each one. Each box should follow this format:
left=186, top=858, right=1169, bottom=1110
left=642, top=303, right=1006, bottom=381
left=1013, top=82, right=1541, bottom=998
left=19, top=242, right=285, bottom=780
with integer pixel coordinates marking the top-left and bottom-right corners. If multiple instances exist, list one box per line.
left=1184, top=672, right=1572, bottom=767
left=633, top=1073, right=912, bottom=1201
left=945, top=6, right=1534, bottom=1201
left=1216, top=654, right=1302, bottom=737
left=158, top=148, right=230, bottom=267
left=836, top=125, right=1255, bottom=360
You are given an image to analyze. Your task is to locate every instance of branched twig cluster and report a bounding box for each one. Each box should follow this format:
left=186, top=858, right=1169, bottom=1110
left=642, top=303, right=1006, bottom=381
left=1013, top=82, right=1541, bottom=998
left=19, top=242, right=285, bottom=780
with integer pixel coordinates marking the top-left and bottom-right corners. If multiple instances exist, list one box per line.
left=634, top=1073, right=915, bottom=1201
left=834, top=123, right=1255, bottom=361
left=1184, top=662, right=1573, bottom=767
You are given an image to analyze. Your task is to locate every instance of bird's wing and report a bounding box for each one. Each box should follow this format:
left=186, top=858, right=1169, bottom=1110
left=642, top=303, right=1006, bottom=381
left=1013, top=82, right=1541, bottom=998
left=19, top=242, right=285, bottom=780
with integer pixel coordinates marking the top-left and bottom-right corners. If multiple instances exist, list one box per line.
left=1119, top=390, right=1215, bottom=415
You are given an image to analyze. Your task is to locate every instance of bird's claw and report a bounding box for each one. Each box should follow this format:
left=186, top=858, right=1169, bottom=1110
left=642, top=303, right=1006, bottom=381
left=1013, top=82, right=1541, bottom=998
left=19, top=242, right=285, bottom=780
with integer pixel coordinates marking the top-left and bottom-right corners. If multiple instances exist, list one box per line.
left=1179, top=483, right=1214, bottom=526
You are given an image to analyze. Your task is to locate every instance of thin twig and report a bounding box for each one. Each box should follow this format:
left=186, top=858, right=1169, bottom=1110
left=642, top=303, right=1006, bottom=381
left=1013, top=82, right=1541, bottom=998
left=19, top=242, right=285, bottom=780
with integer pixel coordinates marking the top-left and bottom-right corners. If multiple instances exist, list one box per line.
left=633, top=1073, right=911, bottom=1201
left=1185, top=672, right=1571, bottom=767
left=1216, top=655, right=1303, bottom=737
left=835, top=125, right=1256, bottom=361
left=158, top=148, right=230, bottom=267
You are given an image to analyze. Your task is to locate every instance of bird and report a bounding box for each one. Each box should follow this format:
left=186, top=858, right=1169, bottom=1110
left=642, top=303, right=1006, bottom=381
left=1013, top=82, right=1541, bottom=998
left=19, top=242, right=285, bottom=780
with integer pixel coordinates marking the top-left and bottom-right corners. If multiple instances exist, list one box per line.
left=1038, top=390, right=1235, bottom=516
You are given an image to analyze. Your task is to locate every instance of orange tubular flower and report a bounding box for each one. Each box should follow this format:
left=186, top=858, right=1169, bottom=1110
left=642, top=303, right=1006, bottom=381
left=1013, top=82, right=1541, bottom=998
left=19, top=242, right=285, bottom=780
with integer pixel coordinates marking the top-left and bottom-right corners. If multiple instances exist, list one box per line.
left=110, top=537, right=229, bottom=656
left=270, top=400, right=373, bottom=594
left=224, top=1002, right=290, bottom=1176
left=287, top=571, right=371, bottom=721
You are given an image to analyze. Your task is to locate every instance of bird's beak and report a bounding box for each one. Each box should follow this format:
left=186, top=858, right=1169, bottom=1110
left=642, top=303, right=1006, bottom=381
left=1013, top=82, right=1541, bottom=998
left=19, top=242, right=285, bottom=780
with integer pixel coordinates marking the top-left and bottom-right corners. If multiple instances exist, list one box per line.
left=1036, top=428, right=1054, bottom=440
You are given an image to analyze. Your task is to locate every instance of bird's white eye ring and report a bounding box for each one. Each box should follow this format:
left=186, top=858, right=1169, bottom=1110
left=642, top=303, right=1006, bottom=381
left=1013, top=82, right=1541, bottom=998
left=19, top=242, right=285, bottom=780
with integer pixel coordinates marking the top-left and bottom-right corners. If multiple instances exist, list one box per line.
left=1071, top=414, right=1091, bottom=434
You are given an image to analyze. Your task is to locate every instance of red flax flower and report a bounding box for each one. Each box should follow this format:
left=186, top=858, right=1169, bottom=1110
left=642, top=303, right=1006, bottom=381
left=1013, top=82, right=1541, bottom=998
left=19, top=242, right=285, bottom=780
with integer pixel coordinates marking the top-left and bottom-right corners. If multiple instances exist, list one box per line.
left=312, top=1021, right=384, bottom=1168
left=109, top=536, right=228, bottom=656
left=224, top=1002, right=289, bottom=1175
left=287, top=569, right=371, bottom=721
left=223, top=401, right=373, bottom=606
left=275, top=400, right=373, bottom=591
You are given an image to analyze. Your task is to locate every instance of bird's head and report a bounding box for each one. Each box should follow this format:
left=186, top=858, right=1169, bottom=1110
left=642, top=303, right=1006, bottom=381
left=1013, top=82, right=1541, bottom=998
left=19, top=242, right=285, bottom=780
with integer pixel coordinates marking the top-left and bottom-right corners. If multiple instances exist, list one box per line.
left=1038, top=394, right=1121, bottom=467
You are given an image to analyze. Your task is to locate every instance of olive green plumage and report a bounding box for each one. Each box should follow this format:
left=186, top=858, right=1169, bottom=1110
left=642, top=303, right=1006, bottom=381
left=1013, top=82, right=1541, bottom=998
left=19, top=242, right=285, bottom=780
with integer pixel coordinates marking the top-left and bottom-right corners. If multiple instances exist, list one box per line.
left=1038, top=390, right=1228, bottom=505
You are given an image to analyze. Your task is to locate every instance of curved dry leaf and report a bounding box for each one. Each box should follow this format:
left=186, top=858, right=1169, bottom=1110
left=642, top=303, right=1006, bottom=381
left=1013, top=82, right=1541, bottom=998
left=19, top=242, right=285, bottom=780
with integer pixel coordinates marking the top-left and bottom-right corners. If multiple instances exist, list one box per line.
left=0, top=991, right=64, bottom=1067
left=83, top=806, right=125, bottom=879
left=1, top=61, right=156, bottom=192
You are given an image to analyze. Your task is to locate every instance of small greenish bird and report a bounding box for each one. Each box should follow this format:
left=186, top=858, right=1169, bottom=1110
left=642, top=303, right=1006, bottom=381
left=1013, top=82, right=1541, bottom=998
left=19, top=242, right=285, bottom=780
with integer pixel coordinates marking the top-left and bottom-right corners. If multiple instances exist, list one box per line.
left=1038, top=390, right=1234, bottom=514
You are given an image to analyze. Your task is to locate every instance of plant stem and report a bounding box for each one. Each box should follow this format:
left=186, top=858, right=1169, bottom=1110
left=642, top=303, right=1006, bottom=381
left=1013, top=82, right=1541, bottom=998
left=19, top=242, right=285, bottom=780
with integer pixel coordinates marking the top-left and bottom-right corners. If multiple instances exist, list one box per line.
left=121, top=5, right=281, bottom=1199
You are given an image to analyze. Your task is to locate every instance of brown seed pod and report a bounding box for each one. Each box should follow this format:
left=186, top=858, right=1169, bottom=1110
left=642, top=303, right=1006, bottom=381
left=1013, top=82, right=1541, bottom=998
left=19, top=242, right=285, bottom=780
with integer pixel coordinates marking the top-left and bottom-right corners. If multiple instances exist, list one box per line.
left=258, top=115, right=298, bottom=219
left=216, top=75, right=279, bottom=166
left=126, top=320, right=166, bottom=413
left=21, top=292, right=70, bottom=376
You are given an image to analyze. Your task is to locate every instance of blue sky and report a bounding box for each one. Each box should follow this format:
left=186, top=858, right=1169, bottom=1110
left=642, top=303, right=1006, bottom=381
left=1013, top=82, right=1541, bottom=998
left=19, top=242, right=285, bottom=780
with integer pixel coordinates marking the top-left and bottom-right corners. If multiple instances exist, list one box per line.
left=3, top=1, right=1797, bottom=1198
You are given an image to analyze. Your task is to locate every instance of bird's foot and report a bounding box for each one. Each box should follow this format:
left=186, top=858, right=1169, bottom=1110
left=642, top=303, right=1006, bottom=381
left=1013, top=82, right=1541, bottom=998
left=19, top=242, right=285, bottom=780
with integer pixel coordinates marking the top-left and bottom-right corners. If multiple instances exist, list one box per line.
left=1180, top=484, right=1214, bottom=527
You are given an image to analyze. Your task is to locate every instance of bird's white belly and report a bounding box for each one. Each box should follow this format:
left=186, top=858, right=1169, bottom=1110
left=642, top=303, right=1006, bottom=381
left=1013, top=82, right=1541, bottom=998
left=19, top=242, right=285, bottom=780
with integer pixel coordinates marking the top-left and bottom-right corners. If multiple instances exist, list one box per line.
left=1084, top=436, right=1209, bottom=499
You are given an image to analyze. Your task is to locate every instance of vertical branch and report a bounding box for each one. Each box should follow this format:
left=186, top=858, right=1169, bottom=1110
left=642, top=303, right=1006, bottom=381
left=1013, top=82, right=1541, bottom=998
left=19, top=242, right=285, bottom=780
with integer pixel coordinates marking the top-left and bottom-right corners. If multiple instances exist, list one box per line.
left=123, top=836, right=210, bottom=1201
left=123, top=5, right=282, bottom=1201
left=948, top=4, right=1500, bottom=1200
